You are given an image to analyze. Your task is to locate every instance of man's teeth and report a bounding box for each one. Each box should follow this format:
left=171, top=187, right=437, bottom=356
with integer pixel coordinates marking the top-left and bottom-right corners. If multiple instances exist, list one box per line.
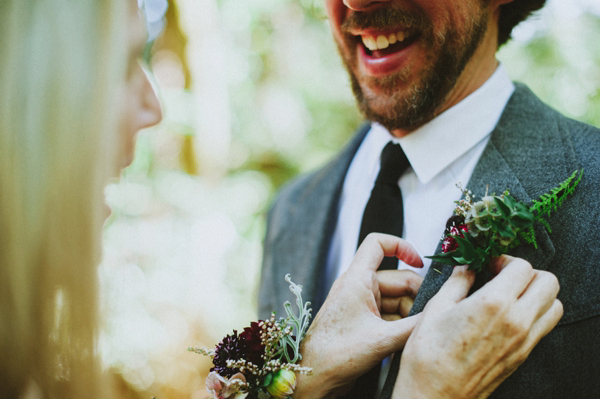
left=362, top=31, right=408, bottom=51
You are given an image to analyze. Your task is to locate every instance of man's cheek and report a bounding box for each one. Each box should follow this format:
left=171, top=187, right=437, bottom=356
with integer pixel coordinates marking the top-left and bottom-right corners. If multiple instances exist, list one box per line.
left=325, top=0, right=347, bottom=31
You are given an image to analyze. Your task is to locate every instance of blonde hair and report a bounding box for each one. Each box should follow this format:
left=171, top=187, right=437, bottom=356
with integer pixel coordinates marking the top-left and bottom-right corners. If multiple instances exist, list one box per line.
left=0, top=1, right=127, bottom=397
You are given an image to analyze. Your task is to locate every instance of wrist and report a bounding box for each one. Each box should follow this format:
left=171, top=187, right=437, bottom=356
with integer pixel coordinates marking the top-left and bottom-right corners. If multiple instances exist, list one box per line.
left=292, top=372, right=329, bottom=399
left=393, top=353, right=443, bottom=399
left=292, top=360, right=342, bottom=399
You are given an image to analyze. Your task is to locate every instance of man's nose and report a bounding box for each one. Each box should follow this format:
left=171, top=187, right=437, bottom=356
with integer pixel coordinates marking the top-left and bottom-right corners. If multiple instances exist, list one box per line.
left=343, top=0, right=391, bottom=12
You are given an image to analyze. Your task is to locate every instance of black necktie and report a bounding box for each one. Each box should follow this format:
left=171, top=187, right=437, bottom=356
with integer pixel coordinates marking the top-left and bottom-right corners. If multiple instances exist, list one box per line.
left=358, top=141, right=410, bottom=266
left=352, top=142, right=410, bottom=398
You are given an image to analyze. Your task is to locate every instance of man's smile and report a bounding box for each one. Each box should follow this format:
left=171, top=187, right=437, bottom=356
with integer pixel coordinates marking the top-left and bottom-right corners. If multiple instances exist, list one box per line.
left=340, top=8, right=430, bottom=80
left=352, top=28, right=421, bottom=77
left=329, top=0, right=495, bottom=132
left=359, top=29, right=417, bottom=52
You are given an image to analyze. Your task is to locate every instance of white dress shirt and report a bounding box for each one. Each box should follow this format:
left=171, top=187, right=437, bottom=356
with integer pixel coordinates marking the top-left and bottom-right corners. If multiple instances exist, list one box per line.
left=325, top=65, right=515, bottom=293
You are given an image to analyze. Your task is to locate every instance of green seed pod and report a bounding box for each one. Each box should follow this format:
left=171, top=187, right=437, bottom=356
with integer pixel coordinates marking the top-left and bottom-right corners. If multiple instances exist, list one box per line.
left=266, top=370, right=296, bottom=398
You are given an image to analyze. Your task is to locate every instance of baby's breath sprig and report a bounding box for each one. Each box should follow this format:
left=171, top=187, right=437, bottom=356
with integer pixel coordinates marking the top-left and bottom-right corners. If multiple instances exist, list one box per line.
left=187, top=347, right=215, bottom=357
left=260, top=314, right=286, bottom=361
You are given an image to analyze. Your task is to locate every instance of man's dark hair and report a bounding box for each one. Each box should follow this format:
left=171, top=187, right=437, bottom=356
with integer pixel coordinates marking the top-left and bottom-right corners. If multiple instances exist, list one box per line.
left=498, top=0, right=546, bottom=47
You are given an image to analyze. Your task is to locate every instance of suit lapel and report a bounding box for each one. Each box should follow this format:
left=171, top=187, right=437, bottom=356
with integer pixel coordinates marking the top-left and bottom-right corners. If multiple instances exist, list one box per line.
left=381, top=83, right=580, bottom=399
left=271, top=124, right=371, bottom=312
left=381, top=81, right=594, bottom=399
left=409, top=83, right=579, bottom=314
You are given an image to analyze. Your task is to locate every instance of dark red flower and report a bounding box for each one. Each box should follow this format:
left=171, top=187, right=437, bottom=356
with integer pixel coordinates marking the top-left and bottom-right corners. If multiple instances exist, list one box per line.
left=442, top=223, right=469, bottom=253
left=442, top=236, right=458, bottom=253
left=211, top=321, right=266, bottom=384
left=211, top=330, right=245, bottom=378
left=239, top=322, right=265, bottom=367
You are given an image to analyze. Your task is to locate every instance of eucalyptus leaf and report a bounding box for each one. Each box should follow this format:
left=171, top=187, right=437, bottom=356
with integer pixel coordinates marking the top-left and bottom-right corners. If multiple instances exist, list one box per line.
left=475, top=247, right=490, bottom=263
left=503, top=194, right=517, bottom=208
left=489, top=218, right=505, bottom=230
left=453, top=256, right=471, bottom=265
left=516, top=202, right=530, bottom=213
left=494, top=197, right=512, bottom=218
left=515, top=210, right=534, bottom=221
left=426, top=254, right=461, bottom=266
left=463, top=231, right=479, bottom=246
left=499, top=225, right=517, bottom=238
left=510, top=214, right=533, bottom=229
left=468, top=260, right=484, bottom=273
left=454, top=235, right=476, bottom=260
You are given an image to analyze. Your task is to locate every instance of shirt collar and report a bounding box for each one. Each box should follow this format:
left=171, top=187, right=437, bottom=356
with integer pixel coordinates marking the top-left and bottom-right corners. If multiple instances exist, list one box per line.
left=368, top=64, right=515, bottom=184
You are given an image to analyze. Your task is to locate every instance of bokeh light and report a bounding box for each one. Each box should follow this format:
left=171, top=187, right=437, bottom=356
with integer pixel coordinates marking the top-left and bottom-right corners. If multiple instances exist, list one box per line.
left=99, top=0, right=600, bottom=397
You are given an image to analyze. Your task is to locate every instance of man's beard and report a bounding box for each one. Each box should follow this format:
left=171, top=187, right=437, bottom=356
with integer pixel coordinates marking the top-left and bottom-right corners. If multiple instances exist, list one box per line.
left=339, top=6, right=490, bottom=131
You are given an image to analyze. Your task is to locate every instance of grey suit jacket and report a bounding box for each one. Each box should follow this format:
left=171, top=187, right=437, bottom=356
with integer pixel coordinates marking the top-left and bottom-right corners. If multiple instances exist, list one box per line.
left=259, top=84, right=600, bottom=398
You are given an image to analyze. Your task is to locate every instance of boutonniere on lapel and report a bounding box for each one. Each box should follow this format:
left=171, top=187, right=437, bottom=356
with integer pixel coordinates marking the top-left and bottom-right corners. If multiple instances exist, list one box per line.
left=189, top=275, right=313, bottom=399
left=427, top=170, right=583, bottom=273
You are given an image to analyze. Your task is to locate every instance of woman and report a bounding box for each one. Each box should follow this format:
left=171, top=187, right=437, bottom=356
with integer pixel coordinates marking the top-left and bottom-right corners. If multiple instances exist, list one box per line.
left=0, top=1, right=561, bottom=398
left=0, top=1, right=160, bottom=397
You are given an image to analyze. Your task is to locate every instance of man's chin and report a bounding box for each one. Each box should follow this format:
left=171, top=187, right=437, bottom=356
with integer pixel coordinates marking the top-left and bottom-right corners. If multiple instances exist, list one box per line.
left=362, top=71, right=412, bottom=94
left=353, top=83, right=429, bottom=132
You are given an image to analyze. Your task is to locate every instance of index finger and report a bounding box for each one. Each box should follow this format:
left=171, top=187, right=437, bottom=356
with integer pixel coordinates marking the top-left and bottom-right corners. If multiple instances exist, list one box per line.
left=349, top=233, right=423, bottom=274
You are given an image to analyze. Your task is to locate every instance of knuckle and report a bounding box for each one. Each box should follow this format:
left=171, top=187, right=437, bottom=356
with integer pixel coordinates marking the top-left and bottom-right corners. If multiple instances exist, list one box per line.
left=538, top=271, right=560, bottom=292
left=481, top=295, right=505, bottom=314
left=554, top=299, right=564, bottom=318
left=364, top=232, right=378, bottom=243
left=513, top=258, right=533, bottom=276
left=503, top=318, right=528, bottom=340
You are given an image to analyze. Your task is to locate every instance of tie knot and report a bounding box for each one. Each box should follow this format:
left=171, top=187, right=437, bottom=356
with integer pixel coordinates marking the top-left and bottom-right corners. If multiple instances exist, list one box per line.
left=376, top=142, right=409, bottom=185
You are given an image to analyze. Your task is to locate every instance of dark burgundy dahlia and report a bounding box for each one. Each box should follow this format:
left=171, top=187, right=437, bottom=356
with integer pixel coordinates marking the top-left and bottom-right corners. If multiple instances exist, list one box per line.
left=211, top=321, right=266, bottom=379
left=240, top=322, right=265, bottom=367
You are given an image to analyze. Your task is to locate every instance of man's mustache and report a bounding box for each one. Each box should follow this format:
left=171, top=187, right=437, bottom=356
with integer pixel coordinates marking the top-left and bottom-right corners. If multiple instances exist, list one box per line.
left=340, top=7, right=430, bottom=33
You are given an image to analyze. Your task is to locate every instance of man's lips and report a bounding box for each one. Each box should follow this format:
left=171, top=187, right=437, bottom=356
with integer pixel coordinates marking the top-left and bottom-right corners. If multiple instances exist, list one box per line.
left=352, top=29, right=419, bottom=77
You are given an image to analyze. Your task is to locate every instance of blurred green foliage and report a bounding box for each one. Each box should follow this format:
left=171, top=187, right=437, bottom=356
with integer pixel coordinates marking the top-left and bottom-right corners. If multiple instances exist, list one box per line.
left=220, top=0, right=363, bottom=189
left=101, top=1, right=600, bottom=396
left=218, top=0, right=600, bottom=195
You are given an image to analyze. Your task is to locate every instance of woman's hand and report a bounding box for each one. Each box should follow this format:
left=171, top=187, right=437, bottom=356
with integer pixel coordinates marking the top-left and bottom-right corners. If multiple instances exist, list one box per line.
left=394, top=256, right=563, bottom=399
left=293, top=233, right=423, bottom=399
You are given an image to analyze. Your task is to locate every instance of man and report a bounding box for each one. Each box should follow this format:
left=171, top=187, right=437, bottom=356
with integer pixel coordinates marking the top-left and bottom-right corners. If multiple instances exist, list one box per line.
left=260, top=0, right=600, bottom=397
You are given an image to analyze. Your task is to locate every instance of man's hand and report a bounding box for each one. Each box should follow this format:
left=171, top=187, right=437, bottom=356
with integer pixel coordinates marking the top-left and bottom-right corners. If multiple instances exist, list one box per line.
left=379, top=269, right=422, bottom=320
left=394, top=256, right=563, bottom=399
left=293, top=233, right=424, bottom=399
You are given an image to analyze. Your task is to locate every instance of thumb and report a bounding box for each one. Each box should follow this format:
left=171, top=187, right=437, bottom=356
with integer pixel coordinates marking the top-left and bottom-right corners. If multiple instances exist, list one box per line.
left=426, top=266, right=475, bottom=312
left=379, top=314, right=422, bottom=353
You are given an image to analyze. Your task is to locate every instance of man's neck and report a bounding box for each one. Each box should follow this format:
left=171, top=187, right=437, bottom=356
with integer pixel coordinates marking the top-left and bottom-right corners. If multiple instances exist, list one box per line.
left=390, top=58, right=500, bottom=138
